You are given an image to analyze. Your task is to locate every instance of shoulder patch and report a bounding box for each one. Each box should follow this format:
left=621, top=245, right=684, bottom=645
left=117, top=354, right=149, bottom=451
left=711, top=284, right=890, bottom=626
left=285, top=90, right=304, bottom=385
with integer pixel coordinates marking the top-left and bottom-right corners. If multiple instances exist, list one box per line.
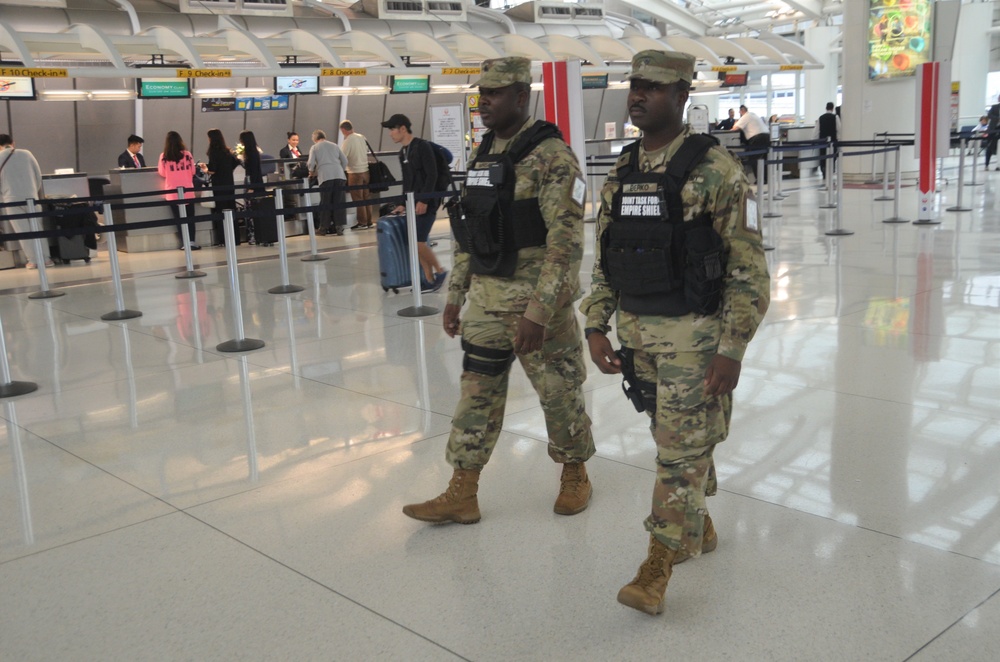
left=572, top=176, right=587, bottom=207
left=745, top=193, right=760, bottom=233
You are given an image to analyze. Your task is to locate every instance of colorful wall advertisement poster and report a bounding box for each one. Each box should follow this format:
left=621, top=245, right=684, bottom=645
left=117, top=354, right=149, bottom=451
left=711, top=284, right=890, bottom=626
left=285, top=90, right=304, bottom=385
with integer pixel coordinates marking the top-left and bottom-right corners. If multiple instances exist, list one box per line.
left=868, top=0, right=933, bottom=81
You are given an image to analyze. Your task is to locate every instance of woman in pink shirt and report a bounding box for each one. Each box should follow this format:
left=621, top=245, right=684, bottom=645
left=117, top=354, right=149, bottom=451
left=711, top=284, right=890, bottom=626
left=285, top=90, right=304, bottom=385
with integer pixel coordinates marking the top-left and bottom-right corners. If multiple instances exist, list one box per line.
left=158, top=131, right=200, bottom=250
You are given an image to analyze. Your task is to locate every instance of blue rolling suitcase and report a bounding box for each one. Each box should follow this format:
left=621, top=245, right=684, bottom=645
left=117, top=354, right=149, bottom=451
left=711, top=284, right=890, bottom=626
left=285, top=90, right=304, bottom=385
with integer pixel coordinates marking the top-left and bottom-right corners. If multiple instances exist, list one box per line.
left=376, top=215, right=431, bottom=293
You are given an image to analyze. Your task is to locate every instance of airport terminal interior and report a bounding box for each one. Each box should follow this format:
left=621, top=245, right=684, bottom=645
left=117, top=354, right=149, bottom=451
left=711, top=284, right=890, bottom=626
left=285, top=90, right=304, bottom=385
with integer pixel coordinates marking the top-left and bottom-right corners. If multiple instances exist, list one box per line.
left=1, top=0, right=999, bottom=660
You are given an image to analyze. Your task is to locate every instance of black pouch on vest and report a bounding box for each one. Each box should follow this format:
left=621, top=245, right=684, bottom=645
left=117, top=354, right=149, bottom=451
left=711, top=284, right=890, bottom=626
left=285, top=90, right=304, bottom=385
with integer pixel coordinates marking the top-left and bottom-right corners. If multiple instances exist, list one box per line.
left=602, top=221, right=680, bottom=296
left=682, top=222, right=726, bottom=314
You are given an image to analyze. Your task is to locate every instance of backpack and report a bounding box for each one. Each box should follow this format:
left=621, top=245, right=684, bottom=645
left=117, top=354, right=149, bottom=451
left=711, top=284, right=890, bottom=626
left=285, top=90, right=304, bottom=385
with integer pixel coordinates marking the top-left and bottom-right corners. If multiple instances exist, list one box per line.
left=427, top=141, right=453, bottom=192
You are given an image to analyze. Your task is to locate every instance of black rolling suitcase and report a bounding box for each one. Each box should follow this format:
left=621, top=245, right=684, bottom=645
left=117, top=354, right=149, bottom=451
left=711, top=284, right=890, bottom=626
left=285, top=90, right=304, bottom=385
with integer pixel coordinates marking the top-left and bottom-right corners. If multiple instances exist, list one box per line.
left=249, top=194, right=279, bottom=246
left=47, top=201, right=95, bottom=264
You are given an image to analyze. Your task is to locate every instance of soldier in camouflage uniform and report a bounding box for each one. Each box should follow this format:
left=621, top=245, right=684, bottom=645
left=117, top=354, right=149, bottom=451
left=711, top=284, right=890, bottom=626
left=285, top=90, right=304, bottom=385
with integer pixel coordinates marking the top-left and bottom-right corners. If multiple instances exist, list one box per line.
left=402, top=56, right=596, bottom=525
left=580, top=51, right=770, bottom=615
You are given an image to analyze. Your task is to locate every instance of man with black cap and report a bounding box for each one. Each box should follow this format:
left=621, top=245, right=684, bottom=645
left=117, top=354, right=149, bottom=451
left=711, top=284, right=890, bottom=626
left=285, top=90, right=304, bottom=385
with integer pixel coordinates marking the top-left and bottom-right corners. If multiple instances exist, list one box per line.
left=401, top=56, right=595, bottom=526
left=117, top=134, right=145, bottom=169
left=381, top=113, right=447, bottom=289
left=580, top=50, right=770, bottom=615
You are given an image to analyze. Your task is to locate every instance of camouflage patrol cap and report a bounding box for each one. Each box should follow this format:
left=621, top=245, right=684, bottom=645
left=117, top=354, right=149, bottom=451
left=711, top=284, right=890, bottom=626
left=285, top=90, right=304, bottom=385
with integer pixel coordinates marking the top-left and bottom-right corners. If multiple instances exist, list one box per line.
left=627, top=50, right=695, bottom=86
left=472, top=57, right=532, bottom=89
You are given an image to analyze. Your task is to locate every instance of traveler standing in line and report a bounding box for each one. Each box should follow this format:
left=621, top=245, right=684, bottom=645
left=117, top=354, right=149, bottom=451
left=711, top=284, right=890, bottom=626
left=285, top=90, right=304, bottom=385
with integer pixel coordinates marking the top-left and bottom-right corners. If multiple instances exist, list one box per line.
left=306, top=129, right=348, bottom=235
left=0, top=134, right=52, bottom=268
left=987, top=94, right=1000, bottom=170
left=238, top=130, right=265, bottom=194
left=157, top=130, right=199, bottom=250
left=401, top=57, right=595, bottom=525
left=813, top=101, right=842, bottom=178
left=339, top=120, right=374, bottom=230
left=381, top=113, right=447, bottom=288
left=202, top=128, right=241, bottom=246
left=580, top=50, right=770, bottom=616
left=117, top=134, right=146, bottom=169
left=731, top=104, right=769, bottom=181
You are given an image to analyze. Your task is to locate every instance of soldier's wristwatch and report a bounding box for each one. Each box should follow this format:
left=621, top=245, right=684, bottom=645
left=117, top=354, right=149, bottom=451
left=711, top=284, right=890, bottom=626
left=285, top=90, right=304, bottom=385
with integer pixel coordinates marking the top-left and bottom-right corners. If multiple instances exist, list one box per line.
left=584, top=327, right=604, bottom=339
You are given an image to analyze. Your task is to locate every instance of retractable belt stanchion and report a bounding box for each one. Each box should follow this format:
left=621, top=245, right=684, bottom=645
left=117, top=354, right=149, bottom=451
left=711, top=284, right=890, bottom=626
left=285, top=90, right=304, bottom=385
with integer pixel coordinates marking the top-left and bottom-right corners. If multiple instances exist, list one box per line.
left=25, top=199, right=64, bottom=300
left=819, top=149, right=836, bottom=209
left=826, top=157, right=853, bottom=236
left=883, top=146, right=910, bottom=223
left=175, top=187, right=206, bottom=279
left=763, top=148, right=781, bottom=219
left=774, top=148, right=787, bottom=200
left=300, top=178, right=328, bottom=262
left=874, top=141, right=893, bottom=201
left=396, top=191, right=438, bottom=318
left=0, top=309, right=38, bottom=397
left=968, top=139, right=981, bottom=187
left=216, top=209, right=265, bottom=352
left=100, top=202, right=142, bottom=321
left=866, top=134, right=883, bottom=184
left=946, top=140, right=972, bottom=212
left=268, top=187, right=305, bottom=294
left=755, top=158, right=765, bottom=223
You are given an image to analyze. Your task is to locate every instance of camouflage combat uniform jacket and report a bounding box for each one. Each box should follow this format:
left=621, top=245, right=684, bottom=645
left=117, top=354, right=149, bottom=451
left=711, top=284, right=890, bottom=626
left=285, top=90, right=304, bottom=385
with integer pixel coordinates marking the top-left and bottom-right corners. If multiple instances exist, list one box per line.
left=447, top=118, right=587, bottom=325
left=580, top=126, right=770, bottom=360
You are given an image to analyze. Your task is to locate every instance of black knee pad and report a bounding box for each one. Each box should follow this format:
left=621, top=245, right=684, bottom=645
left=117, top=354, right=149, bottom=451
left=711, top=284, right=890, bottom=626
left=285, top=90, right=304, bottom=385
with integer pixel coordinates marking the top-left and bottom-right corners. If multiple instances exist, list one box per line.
left=461, top=339, right=515, bottom=377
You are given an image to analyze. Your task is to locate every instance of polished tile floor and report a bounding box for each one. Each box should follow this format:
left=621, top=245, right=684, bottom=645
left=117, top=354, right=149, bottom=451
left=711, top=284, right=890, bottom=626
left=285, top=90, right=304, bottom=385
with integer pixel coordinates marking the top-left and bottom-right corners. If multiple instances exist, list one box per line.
left=1, top=165, right=998, bottom=661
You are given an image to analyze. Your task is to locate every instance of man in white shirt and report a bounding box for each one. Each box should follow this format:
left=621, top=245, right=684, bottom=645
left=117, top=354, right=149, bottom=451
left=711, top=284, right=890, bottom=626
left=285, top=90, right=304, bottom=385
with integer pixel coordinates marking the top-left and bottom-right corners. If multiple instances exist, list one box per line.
left=731, top=105, right=770, bottom=182
left=307, top=129, right=349, bottom=235
left=0, top=134, right=52, bottom=268
left=339, top=120, right=373, bottom=230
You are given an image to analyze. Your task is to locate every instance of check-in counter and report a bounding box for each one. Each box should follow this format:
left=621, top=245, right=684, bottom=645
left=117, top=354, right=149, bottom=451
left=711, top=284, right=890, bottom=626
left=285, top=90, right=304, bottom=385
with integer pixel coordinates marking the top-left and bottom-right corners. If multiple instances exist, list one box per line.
left=104, top=168, right=211, bottom=252
left=41, top=173, right=90, bottom=199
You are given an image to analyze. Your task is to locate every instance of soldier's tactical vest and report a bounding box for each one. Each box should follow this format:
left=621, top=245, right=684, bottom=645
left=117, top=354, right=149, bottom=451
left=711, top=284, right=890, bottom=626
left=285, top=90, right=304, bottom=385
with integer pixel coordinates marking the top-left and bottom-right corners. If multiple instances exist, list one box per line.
left=450, top=121, right=561, bottom=277
left=601, top=134, right=727, bottom=317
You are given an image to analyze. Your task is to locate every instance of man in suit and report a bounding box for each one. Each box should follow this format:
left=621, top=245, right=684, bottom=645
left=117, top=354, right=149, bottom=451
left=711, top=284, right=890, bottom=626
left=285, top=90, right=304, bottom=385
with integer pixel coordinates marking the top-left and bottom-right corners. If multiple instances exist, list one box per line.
left=813, top=102, right=842, bottom=178
left=715, top=108, right=736, bottom=131
left=117, top=134, right=145, bottom=169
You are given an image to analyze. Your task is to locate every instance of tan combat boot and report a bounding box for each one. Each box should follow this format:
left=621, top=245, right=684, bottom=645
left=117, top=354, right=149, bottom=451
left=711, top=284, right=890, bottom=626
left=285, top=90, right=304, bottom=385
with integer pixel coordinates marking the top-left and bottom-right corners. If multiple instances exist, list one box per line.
left=617, top=535, right=679, bottom=615
left=553, top=462, right=592, bottom=515
left=402, top=469, right=481, bottom=524
left=673, top=513, right=718, bottom=565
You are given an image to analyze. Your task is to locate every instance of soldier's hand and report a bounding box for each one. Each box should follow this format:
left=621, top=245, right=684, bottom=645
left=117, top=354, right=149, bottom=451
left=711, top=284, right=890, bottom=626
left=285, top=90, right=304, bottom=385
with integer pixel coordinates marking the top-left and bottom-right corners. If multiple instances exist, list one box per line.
left=587, top=332, right=622, bottom=374
left=514, top=317, right=545, bottom=354
left=704, top=354, right=741, bottom=396
left=443, top=304, right=462, bottom=338
left=415, top=201, right=428, bottom=215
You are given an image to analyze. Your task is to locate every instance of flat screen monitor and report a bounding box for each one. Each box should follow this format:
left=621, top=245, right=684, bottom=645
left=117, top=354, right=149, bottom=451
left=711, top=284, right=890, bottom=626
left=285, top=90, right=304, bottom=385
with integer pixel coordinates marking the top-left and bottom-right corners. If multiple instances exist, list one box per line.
left=0, top=75, right=36, bottom=100
left=390, top=75, right=430, bottom=94
left=868, top=0, right=932, bottom=81
left=719, top=72, right=748, bottom=88
left=137, top=77, right=191, bottom=99
left=275, top=75, right=319, bottom=95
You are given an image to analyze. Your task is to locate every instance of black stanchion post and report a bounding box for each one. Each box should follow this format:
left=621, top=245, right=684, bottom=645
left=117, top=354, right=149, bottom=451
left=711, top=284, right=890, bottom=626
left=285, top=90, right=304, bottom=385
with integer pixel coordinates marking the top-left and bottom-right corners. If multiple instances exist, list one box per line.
left=946, top=139, right=972, bottom=212
left=175, top=187, right=206, bottom=279
left=397, top=192, right=438, bottom=318
left=216, top=209, right=265, bottom=352
left=300, top=179, right=328, bottom=262
left=0, top=311, right=38, bottom=397
left=100, top=203, right=142, bottom=321
left=884, top=146, right=910, bottom=223
left=826, top=158, right=854, bottom=237
left=268, top=187, right=305, bottom=294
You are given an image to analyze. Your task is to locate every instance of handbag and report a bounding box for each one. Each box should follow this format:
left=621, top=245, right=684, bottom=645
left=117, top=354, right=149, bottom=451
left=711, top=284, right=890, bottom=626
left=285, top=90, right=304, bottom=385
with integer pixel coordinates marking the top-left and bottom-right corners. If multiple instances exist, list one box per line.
left=366, top=139, right=395, bottom=194
left=197, top=174, right=215, bottom=208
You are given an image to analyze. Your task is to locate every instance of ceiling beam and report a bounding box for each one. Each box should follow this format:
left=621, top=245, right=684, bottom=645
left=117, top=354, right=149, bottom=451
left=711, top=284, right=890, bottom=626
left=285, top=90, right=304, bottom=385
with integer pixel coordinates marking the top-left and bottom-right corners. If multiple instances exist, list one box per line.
left=617, top=0, right=709, bottom=37
left=783, top=0, right=825, bottom=21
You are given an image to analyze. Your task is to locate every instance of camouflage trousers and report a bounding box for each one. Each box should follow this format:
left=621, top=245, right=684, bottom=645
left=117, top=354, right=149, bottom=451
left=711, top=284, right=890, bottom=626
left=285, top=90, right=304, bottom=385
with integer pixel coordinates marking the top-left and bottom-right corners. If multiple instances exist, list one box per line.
left=445, top=302, right=595, bottom=471
left=632, top=349, right=732, bottom=558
